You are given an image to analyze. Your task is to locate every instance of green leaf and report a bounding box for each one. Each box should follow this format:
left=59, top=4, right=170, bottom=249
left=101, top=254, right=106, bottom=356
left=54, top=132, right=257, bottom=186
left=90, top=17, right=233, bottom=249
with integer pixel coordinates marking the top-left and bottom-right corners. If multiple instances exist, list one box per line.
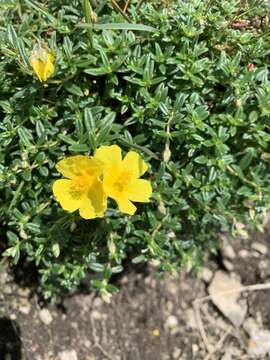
left=132, top=255, right=147, bottom=264
left=194, top=155, right=208, bottom=164
left=24, top=0, right=56, bottom=22
left=89, top=262, right=105, bottom=272
left=78, top=22, right=157, bottom=33
left=69, top=143, right=89, bottom=152
left=64, top=83, right=84, bottom=97
left=18, top=127, right=33, bottom=147
left=96, top=112, right=116, bottom=144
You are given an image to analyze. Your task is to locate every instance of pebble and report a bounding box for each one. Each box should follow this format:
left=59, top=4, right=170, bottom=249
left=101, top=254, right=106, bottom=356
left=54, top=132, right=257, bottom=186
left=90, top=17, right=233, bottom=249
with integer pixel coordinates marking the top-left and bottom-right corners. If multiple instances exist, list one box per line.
left=244, top=317, right=270, bottom=357
left=165, top=315, right=178, bottom=329
left=92, top=297, right=103, bottom=308
left=184, top=308, right=197, bottom=329
left=39, top=308, right=53, bottom=325
left=92, top=310, right=102, bottom=320
left=165, top=280, right=178, bottom=295
left=222, top=244, right=236, bottom=259
left=200, top=267, right=213, bottom=283
left=58, top=350, right=78, bottom=360
left=19, top=304, right=31, bottom=315
left=10, top=313, right=17, bottom=320
left=251, top=242, right=268, bottom=255
left=192, top=344, right=199, bottom=354
left=172, top=348, right=181, bottom=359
left=239, top=249, right=249, bottom=258
left=222, top=259, right=234, bottom=271
left=18, top=287, right=31, bottom=297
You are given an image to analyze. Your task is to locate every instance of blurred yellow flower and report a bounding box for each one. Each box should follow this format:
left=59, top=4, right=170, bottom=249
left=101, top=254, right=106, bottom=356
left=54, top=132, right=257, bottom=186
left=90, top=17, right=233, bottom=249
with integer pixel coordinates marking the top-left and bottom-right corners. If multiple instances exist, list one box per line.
left=29, top=46, right=55, bottom=82
left=95, top=145, right=152, bottom=215
left=52, top=156, right=106, bottom=219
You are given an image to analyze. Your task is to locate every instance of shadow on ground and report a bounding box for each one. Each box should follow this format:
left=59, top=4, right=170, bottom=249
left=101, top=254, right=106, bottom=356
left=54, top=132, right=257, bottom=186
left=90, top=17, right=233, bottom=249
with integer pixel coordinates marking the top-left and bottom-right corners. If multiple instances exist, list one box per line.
left=0, top=317, right=21, bottom=360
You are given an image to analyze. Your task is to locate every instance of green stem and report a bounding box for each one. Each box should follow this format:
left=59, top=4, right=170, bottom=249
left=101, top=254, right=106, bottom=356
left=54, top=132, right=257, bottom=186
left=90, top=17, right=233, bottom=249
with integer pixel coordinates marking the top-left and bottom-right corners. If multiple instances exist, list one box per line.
left=82, top=0, right=94, bottom=49
left=8, top=181, right=25, bottom=212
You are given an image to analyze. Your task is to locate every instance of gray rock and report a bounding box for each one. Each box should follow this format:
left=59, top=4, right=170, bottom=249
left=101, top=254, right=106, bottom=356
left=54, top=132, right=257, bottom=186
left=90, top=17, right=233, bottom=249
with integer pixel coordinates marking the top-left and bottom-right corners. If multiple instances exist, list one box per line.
left=222, top=244, right=236, bottom=259
left=200, top=267, right=213, bottom=283
left=251, top=242, right=268, bottom=255
left=208, top=271, right=247, bottom=327
left=244, top=317, right=270, bottom=357
left=39, top=308, right=53, bottom=325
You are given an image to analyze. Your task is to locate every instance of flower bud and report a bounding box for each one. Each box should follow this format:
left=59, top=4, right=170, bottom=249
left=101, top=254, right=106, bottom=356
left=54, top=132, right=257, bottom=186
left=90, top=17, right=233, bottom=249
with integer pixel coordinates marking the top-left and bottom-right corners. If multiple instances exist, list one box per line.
left=29, top=45, right=55, bottom=82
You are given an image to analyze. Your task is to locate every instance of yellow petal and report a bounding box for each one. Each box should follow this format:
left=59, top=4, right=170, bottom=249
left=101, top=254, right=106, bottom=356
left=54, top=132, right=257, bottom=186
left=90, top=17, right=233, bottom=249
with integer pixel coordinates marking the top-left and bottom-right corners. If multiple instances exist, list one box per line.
left=122, top=151, right=148, bottom=178
left=52, top=179, right=81, bottom=212
left=29, top=49, right=55, bottom=82
left=87, top=178, right=107, bottom=217
left=79, top=200, right=95, bottom=219
left=56, top=156, right=103, bottom=179
left=79, top=180, right=106, bottom=219
left=95, top=145, right=122, bottom=175
left=116, top=195, right=137, bottom=215
left=43, top=54, right=54, bottom=81
left=29, top=58, right=44, bottom=82
left=125, top=179, right=152, bottom=202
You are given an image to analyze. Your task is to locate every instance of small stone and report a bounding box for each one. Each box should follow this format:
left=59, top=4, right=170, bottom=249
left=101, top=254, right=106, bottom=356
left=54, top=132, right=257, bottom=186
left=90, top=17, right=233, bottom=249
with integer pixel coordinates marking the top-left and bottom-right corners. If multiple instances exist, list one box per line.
left=19, top=304, right=31, bottom=315
left=185, top=308, right=197, bottom=329
left=208, top=271, right=247, bottom=327
left=259, top=260, right=270, bottom=278
left=92, top=297, right=103, bottom=307
left=120, top=276, right=128, bottom=284
left=192, top=344, right=199, bottom=354
left=165, top=315, right=178, bottom=329
left=58, top=350, right=78, bottom=360
left=166, top=300, right=174, bottom=313
left=221, top=351, right=232, bottom=360
left=165, top=280, right=178, bottom=295
left=86, top=356, right=95, bottom=360
left=92, top=310, right=102, bottom=320
left=251, top=242, right=268, bottom=255
left=222, top=260, right=234, bottom=271
left=10, top=313, right=16, bottom=320
left=18, top=287, right=31, bottom=297
left=200, top=268, right=213, bottom=283
left=222, top=244, right=236, bottom=259
left=39, top=308, right=53, bottom=325
left=4, top=285, right=12, bottom=295
left=239, top=249, right=249, bottom=258
left=172, top=348, right=181, bottom=359
left=244, top=318, right=270, bottom=357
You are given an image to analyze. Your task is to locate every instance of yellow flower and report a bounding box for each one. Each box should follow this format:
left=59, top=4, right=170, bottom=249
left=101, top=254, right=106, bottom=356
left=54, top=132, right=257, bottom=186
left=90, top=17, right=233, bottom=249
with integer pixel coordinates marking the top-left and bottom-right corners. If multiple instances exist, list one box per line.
left=95, top=145, right=152, bottom=215
left=29, top=46, right=55, bottom=82
left=52, top=156, right=106, bottom=219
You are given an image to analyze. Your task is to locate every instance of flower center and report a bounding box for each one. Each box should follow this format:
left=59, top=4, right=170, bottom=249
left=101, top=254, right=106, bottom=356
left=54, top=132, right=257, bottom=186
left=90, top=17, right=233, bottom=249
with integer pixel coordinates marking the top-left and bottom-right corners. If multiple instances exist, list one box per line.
left=113, top=171, right=133, bottom=192
left=70, top=175, right=93, bottom=199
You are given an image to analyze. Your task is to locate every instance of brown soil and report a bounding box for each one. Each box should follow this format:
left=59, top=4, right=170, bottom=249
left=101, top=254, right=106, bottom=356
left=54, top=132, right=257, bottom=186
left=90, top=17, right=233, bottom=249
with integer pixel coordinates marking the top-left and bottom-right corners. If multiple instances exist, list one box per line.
left=1, top=225, right=270, bottom=360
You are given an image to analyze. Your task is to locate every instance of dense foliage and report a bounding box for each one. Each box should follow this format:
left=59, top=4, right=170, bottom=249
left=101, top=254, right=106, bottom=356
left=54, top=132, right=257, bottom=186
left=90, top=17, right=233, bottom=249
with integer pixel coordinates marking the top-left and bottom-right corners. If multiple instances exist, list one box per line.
left=1, top=0, right=270, bottom=299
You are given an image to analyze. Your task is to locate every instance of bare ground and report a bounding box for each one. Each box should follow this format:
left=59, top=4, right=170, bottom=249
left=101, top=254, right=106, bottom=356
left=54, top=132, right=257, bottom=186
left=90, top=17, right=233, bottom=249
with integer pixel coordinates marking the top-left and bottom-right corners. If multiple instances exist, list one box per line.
left=1, top=225, right=270, bottom=360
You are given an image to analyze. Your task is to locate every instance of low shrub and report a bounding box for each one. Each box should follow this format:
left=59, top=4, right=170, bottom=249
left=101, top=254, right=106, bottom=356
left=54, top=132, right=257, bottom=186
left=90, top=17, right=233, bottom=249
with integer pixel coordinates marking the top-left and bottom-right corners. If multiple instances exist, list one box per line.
left=0, top=0, right=270, bottom=299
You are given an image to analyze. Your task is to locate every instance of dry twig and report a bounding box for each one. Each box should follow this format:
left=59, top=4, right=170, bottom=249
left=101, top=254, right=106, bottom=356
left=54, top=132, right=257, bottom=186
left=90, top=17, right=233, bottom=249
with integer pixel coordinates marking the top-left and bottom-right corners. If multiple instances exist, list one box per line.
left=111, top=0, right=131, bottom=22
left=193, top=282, right=270, bottom=358
left=123, top=0, right=130, bottom=12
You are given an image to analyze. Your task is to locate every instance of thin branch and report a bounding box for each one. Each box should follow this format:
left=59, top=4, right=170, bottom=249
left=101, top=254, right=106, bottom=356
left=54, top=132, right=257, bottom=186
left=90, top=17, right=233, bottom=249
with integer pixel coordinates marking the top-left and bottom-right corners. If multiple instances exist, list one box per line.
left=123, top=0, right=130, bottom=12
left=111, top=0, right=131, bottom=22
left=194, top=282, right=270, bottom=305
left=193, top=281, right=270, bottom=357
